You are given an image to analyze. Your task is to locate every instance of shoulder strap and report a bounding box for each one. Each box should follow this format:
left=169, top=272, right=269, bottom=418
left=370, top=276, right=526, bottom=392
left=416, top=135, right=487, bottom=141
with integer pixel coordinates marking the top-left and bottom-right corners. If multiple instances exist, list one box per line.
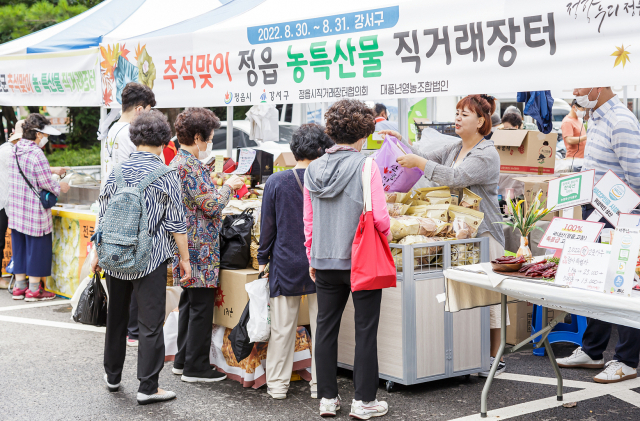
left=137, top=164, right=172, bottom=192
left=105, top=123, right=130, bottom=159
left=362, top=158, right=373, bottom=213
left=14, top=151, right=40, bottom=198
left=291, top=169, right=304, bottom=194
left=114, top=165, right=126, bottom=189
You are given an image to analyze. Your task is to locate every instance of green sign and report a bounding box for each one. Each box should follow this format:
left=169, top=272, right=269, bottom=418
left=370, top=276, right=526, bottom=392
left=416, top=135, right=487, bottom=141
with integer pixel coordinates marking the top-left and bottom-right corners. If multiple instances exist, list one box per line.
left=558, top=175, right=582, bottom=204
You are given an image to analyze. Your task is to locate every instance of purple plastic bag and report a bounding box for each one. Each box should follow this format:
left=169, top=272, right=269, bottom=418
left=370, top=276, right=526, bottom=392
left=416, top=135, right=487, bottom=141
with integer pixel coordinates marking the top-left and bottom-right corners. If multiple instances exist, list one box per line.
left=373, top=135, right=424, bottom=193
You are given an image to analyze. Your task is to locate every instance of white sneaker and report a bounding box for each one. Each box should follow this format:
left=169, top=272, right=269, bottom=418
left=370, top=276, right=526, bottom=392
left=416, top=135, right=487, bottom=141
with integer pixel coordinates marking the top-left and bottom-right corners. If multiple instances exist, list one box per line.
left=319, top=396, right=341, bottom=417
left=557, top=347, right=605, bottom=369
left=136, top=389, right=176, bottom=405
left=267, top=387, right=287, bottom=399
left=349, top=399, right=388, bottom=419
left=311, top=390, right=318, bottom=399
left=103, top=373, right=120, bottom=392
left=171, top=367, right=183, bottom=375
left=593, top=360, right=637, bottom=383
left=478, top=357, right=506, bottom=378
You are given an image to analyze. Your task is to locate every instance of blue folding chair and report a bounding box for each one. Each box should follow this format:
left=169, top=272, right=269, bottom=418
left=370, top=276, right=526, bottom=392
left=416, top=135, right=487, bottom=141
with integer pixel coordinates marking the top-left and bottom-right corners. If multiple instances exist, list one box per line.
left=531, top=304, right=587, bottom=356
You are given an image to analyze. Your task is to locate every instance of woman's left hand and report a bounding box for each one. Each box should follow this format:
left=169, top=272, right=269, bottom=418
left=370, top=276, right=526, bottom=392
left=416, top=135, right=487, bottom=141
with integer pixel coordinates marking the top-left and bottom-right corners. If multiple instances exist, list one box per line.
left=396, top=154, right=427, bottom=170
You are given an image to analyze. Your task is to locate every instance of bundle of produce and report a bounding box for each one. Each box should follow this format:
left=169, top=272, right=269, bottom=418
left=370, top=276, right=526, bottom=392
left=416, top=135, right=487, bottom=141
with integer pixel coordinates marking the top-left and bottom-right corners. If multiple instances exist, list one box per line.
left=518, top=260, right=558, bottom=277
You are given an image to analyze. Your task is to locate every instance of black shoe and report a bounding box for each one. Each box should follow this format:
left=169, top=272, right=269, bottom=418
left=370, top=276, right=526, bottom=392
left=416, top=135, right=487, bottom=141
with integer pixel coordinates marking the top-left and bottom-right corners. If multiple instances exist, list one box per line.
left=137, top=389, right=176, bottom=405
left=181, top=369, right=227, bottom=383
left=104, top=374, right=120, bottom=392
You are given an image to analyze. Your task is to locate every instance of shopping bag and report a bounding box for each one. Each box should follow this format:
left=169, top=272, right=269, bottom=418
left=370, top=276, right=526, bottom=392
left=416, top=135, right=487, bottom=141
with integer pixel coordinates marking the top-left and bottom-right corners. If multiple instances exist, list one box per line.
left=228, top=301, right=254, bottom=362
left=220, top=208, right=254, bottom=269
left=351, top=158, right=397, bottom=292
left=373, top=135, right=423, bottom=193
left=245, top=277, right=271, bottom=342
left=72, top=273, right=108, bottom=326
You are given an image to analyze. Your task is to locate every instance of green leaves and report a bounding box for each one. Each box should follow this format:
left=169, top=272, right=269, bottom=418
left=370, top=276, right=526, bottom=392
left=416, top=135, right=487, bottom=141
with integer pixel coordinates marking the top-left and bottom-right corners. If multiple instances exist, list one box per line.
left=0, top=0, right=87, bottom=44
left=493, top=189, right=555, bottom=237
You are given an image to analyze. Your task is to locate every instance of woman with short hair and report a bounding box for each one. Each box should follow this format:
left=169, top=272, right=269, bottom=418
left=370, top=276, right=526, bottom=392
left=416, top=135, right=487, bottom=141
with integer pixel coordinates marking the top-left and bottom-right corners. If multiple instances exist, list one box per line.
left=169, top=107, right=244, bottom=383
left=258, top=123, right=334, bottom=400
left=92, top=110, right=191, bottom=405
left=8, top=114, right=69, bottom=301
left=305, top=100, right=391, bottom=418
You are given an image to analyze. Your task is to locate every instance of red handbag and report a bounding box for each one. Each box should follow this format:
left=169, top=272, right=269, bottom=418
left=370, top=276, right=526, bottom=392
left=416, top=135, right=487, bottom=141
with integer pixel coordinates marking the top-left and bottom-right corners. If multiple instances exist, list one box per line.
left=350, top=158, right=397, bottom=292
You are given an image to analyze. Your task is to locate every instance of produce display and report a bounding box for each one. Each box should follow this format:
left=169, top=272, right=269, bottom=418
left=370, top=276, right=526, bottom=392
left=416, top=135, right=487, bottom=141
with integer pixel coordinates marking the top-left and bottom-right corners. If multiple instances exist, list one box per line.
left=387, top=186, right=485, bottom=271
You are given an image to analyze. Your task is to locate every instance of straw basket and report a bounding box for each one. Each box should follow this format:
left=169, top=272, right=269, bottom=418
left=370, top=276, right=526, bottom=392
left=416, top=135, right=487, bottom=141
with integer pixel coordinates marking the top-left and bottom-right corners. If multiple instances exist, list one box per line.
left=250, top=241, right=260, bottom=270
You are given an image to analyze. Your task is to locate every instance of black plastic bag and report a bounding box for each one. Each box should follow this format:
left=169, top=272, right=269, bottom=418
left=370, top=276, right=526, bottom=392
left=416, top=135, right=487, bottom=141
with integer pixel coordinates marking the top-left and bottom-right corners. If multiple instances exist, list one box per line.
left=220, top=208, right=254, bottom=269
left=228, top=301, right=254, bottom=362
left=73, top=273, right=108, bottom=326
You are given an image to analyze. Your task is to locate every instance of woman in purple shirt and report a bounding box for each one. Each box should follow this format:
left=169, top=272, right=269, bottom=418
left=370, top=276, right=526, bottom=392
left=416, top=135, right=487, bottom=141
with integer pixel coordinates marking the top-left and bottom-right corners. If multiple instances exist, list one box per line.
left=8, top=114, right=70, bottom=301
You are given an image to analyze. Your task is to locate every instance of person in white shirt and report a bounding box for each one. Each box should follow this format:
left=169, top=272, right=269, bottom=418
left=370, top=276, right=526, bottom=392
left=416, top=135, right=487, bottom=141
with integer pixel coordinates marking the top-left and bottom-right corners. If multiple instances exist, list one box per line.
left=100, top=82, right=157, bottom=346
left=101, top=83, right=157, bottom=187
left=373, top=103, right=399, bottom=132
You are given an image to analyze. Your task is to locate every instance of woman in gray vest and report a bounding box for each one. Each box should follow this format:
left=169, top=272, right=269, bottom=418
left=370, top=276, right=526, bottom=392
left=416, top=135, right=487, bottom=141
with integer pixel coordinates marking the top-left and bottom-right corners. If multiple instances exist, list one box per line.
left=304, top=100, right=392, bottom=419
left=380, top=94, right=508, bottom=378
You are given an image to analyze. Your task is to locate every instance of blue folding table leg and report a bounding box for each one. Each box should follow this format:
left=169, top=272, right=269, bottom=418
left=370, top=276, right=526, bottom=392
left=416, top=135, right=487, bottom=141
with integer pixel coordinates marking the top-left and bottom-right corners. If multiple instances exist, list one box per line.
left=531, top=305, right=587, bottom=356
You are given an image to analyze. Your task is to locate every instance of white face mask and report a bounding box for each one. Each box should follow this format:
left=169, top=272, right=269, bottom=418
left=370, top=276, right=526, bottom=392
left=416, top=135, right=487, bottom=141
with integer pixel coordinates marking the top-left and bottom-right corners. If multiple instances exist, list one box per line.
left=198, top=141, right=213, bottom=160
left=38, top=136, right=49, bottom=148
left=576, top=109, right=586, bottom=120
left=575, top=88, right=600, bottom=109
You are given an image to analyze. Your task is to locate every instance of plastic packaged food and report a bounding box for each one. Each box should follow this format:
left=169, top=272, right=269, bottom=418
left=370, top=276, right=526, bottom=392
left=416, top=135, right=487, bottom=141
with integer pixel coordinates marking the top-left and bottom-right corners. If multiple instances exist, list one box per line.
left=460, top=188, right=482, bottom=210
left=390, top=217, right=420, bottom=240
left=424, top=204, right=450, bottom=222
left=448, top=205, right=484, bottom=239
left=387, top=203, right=410, bottom=217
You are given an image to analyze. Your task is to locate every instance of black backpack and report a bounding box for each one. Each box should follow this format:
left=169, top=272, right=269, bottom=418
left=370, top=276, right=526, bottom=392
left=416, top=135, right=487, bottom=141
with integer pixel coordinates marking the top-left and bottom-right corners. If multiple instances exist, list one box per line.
left=220, top=209, right=254, bottom=269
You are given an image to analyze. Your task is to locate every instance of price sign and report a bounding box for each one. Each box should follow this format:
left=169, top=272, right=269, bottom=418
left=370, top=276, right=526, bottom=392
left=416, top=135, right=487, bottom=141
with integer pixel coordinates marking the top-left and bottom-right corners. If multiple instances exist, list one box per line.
left=588, top=170, right=640, bottom=226
left=546, top=170, right=594, bottom=210
left=604, top=227, right=640, bottom=297
left=539, top=217, right=605, bottom=251
left=555, top=240, right=611, bottom=292
left=214, top=155, right=225, bottom=173
left=232, top=148, right=257, bottom=174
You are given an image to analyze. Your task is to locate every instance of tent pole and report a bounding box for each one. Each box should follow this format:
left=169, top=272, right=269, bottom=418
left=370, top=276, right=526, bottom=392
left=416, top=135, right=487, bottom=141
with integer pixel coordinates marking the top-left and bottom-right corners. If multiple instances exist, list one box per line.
left=398, top=98, right=409, bottom=142
left=226, top=105, right=234, bottom=158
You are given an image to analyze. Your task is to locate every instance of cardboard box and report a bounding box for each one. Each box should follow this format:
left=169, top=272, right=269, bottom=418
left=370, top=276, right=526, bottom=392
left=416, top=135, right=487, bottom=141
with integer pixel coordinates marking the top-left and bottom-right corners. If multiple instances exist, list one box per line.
left=512, top=176, right=583, bottom=221
left=364, top=132, right=384, bottom=150
left=493, top=130, right=556, bottom=175
left=506, top=301, right=555, bottom=345
left=273, top=152, right=296, bottom=172
left=213, top=268, right=310, bottom=329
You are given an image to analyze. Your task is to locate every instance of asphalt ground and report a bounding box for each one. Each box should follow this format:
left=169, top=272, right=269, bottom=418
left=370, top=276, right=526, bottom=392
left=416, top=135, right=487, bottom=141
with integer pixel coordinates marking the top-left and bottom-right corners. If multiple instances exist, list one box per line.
left=0, top=290, right=639, bottom=420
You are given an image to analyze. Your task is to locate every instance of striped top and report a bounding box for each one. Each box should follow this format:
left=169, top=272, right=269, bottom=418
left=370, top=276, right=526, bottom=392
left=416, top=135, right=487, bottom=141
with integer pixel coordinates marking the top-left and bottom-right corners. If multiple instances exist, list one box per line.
left=583, top=96, right=640, bottom=193
left=98, top=151, right=187, bottom=280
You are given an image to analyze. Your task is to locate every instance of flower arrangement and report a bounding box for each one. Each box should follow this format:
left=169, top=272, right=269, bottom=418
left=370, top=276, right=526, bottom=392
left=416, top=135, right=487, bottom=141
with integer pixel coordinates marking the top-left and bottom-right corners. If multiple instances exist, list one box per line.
left=495, top=190, right=554, bottom=261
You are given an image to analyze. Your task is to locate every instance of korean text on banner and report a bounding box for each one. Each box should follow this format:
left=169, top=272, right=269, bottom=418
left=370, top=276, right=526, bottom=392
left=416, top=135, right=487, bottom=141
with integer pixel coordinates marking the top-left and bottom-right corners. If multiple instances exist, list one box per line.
left=588, top=170, right=640, bottom=227
left=0, top=48, right=101, bottom=106
left=539, top=217, right=604, bottom=251
left=604, top=227, right=640, bottom=297
left=546, top=170, right=595, bottom=211
left=103, top=0, right=640, bottom=108
left=555, top=240, right=611, bottom=292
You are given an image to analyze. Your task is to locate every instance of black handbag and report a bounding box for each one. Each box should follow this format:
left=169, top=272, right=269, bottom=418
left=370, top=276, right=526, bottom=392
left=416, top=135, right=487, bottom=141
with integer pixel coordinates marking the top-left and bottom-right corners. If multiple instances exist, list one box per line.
left=220, top=208, right=254, bottom=269
left=73, top=273, right=108, bottom=327
left=15, top=153, right=58, bottom=209
left=228, top=301, right=254, bottom=362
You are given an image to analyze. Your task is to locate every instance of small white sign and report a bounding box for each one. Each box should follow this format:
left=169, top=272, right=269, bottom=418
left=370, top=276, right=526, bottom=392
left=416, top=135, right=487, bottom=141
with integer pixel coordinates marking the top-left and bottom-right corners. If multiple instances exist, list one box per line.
left=232, top=148, right=257, bottom=174
left=617, top=213, right=640, bottom=229
left=589, top=170, right=640, bottom=226
left=604, top=227, right=640, bottom=297
left=539, top=217, right=605, bottom=251
left=555, top=241, right=612, bottom=292
left=547, top=170, right=595, bottom=210
left=214, top=155, right=225, bottom=173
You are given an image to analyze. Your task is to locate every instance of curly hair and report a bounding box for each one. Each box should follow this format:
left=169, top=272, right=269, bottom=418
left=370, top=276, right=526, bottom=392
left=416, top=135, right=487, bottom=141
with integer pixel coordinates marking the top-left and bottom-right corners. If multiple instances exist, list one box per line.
left=122, top=82, right=156, bottom=112
left=129, top=110, right=171, bottom=147
left=501, top=112, right=523, bottom=129
left=174, top=108, right=221, bottom=146
left=22, top=113, right=50, bottom=140
left=290, top=123, right=334, bottom=161
left=456, top=94, right=497, bottom=136
left=324, top=99, right=376, bottom=144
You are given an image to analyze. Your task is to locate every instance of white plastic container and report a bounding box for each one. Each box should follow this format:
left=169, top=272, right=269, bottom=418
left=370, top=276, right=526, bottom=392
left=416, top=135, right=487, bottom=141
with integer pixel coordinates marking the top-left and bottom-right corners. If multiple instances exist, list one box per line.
left=600, top=228, right=614, bottom=244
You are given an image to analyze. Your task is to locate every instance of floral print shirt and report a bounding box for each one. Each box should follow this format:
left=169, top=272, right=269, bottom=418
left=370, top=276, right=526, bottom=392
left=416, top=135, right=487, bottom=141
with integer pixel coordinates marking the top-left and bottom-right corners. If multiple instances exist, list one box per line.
left=170, top=149, right=232, bottom=288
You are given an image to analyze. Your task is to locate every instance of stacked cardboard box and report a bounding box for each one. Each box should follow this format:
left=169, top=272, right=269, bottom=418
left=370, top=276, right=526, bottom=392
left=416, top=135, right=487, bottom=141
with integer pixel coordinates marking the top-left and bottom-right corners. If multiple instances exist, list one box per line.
left=506, top=301, right=555, bottom=345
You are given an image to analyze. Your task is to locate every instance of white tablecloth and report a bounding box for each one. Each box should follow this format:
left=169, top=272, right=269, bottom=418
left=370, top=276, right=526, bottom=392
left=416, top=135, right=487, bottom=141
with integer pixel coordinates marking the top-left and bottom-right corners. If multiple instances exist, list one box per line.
left=443, top=264, right=640, bottom=329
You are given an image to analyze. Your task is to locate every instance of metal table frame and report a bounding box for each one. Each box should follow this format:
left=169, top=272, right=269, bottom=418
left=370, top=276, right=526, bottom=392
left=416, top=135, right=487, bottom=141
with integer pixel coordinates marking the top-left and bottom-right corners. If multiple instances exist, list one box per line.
left=480, top=294, right=566, bottom=417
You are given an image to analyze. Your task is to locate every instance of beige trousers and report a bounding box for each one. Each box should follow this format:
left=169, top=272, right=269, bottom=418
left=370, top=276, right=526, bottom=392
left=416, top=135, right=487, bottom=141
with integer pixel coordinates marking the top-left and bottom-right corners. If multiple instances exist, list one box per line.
left=266, top=293, right=318, bottom=394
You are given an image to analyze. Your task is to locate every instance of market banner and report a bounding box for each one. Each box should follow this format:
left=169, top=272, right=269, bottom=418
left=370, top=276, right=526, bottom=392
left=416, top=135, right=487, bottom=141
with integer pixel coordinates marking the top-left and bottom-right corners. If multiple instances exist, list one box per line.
left=102, top=0, right=640, bottom=108
left=0, top=48, right=101, bottom=106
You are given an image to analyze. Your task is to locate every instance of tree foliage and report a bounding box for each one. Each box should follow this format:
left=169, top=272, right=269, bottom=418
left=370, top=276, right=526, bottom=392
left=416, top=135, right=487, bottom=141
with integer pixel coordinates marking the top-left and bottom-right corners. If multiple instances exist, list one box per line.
left=0, top=0, right=88, bottom=44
